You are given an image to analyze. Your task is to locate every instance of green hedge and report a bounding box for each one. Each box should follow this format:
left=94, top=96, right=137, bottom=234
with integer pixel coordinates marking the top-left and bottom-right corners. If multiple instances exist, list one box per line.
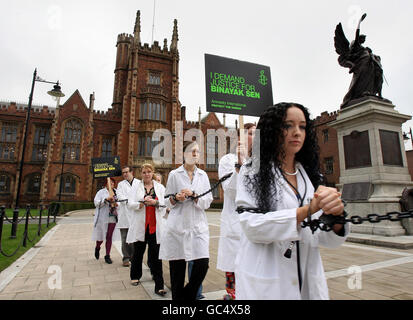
left=49, top=202, right=95, bottom=215
left=209, top=202, right=223, bottom=210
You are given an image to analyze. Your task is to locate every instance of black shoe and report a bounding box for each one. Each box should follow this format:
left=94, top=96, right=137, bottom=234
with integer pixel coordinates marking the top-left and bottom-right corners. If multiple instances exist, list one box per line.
left=104, top=255, right=112, bottom=264
left=155, top=289, right=167, bottom=297
left=94, top=248, right=100, bottom=260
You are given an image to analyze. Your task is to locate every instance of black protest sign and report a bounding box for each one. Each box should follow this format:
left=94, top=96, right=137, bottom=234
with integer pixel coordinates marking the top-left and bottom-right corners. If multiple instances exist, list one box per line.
left=91, top=156, right=122, bottom=179
left=205, top=53, right=273, bottom=117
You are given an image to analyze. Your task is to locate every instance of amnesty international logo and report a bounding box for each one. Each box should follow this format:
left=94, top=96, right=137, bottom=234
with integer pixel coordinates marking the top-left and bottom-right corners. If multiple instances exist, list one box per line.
left=258, top=70, right=268, bottom=86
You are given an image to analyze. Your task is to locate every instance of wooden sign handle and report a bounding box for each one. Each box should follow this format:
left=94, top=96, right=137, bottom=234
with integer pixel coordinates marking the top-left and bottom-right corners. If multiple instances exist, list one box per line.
left=107, top=177, right=115, bottom=207
left=239, top=115, right=245, bottom=147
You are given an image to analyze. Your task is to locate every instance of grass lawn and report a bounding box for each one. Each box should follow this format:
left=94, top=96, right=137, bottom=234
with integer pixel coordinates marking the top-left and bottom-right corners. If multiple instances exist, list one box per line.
left=4, top=208, right=40, bottom=218
left=0, top=222, right=56, bottom=272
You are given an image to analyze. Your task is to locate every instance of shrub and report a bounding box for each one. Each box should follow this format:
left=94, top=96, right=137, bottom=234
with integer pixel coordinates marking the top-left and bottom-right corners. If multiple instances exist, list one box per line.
left=49, top=202, right=95, bottom=215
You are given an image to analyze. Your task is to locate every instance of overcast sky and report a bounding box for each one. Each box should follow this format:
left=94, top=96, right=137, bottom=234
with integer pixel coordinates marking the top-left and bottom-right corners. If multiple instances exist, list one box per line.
left=1, top=0, right=412, bottom=150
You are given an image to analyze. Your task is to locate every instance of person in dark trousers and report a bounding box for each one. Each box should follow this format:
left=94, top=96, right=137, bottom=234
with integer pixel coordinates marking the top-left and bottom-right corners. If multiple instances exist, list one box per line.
left=126, top=163, right=167, bottom=296
left=159, top=141, right=213, bottom=301
left=116, top=165, right=139, bottom=267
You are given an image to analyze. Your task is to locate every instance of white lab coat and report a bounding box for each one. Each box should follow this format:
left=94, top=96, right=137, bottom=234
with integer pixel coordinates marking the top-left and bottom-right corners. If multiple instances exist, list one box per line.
left=159, top=165, right=213, bottom=261
left=126, top=180, right=166, bottom=245
left=91, top=188, right=120, bottom=242
left=235, top=162, right=349, bottom=300
left=216, top=153, right=241, bottom=272
left=116, top=178, right=140, bottom=229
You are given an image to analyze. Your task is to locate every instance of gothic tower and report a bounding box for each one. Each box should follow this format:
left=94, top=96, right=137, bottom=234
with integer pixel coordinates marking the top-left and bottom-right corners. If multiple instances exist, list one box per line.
left=114, top=10, right=181, bottom=173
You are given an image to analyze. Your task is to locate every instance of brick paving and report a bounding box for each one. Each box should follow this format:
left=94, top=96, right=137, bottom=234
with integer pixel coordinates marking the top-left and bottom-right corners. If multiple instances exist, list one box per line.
left=1, top=209, right=413, bottom=300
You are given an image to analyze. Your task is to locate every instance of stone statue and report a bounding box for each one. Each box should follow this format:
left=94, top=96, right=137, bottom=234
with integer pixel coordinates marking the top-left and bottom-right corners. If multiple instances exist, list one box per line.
left=334, top=14, right=386, bottom=108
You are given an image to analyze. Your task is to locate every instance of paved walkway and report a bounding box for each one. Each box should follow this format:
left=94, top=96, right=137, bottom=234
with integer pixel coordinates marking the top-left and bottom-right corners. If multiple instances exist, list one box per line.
left=1, top=209, right=413, bottom=300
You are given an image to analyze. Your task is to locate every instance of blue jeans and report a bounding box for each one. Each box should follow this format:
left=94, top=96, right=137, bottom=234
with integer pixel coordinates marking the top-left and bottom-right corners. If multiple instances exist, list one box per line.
left=187, top=260, right=203, bottom=299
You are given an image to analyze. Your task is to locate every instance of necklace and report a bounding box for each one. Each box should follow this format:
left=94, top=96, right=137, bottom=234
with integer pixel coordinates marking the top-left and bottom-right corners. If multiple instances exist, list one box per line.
left=283, top=167, right=298, bottom=176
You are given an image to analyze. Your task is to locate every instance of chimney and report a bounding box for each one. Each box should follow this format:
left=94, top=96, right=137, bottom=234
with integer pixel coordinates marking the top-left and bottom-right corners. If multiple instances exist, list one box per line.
left=181, top=106, right=186, bottom=121
left=89, top=92, right=95, bottom=111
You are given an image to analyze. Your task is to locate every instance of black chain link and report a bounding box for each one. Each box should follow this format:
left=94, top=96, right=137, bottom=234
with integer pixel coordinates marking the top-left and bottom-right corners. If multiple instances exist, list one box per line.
left=165, top=172, right=234, bottom=201
left=236, top=207, right=413, bottom=233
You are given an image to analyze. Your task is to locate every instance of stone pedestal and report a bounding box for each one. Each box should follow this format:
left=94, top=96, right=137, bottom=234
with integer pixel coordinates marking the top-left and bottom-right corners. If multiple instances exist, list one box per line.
left=329, top=98, right=413, bottom=236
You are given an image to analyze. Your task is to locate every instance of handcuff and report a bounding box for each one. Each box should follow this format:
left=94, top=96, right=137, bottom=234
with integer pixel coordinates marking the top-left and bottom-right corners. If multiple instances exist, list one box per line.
left=172, top=190, right=197, bottom=202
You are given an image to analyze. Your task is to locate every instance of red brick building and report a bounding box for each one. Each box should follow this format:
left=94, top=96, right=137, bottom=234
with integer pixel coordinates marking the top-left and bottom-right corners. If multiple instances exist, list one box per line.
left=314, top=111, right=340, bottom=187
left=0, top=11, right=229, bottom=208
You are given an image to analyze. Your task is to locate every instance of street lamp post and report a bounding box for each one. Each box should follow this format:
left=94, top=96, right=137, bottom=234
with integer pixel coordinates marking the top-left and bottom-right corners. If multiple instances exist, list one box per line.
left=13, top=68, right=65, bottom=210
left=58, top=143, right=67, bottom=203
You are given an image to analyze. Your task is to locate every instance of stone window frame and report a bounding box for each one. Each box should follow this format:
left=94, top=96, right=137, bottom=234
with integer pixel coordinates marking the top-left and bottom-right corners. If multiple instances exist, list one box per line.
left=0, top=122, right=18, bottom=160
left=57, top=173, right=77, bottom=195
left=0, top=172, right=11, bottom=194
left=139, top=100, right=167, bottom=122
left=31, top=125, right=50, bottom=162
left=25, top=172, right=42, bottom=194
left=62, top=118, right=83, bottom=162
left=138, top=132, right=161, bottom=158
left=101, top=136, right=114, bottom=158
left=148, top=70, right=161, bottom=86
left=324, top=156, right=334, bottom=175
left=322, top=128, right=329, bottom=143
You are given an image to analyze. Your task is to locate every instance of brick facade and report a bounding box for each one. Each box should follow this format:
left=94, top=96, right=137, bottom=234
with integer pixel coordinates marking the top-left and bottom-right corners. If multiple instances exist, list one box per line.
left=313, top=111, right=340, bottom=187
left=0, top=11, right=228, bottom=208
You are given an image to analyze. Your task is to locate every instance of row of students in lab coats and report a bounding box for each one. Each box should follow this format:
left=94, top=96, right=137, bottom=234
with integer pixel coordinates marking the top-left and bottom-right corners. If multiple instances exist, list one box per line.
left=92, top=164, right=168, bottom=296
left=93, top=102, right=349, bottom=300
left=92, top=142, right=212, bottom=300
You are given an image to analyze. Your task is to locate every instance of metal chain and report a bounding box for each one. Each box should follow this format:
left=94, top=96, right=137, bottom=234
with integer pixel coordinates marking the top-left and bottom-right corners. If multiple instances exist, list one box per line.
left=190, top=172, right=233, bottom=200
left=165, top=172, right=234, bottom=201
left=236, top=207, right=413, bottom=233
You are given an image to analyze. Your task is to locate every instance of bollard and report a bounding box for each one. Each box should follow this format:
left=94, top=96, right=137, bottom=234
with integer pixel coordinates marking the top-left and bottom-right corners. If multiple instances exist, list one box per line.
left=54, top=203, right=60, bottom=223
left=0, top=206, right=5, bottom=246
left=10, top=207, right=20, bottom=239
left=47, top=204, right=51, bottom=228
left=22, top=204, right=30, bottom=247
left=38, top=205, right=43, bottom=236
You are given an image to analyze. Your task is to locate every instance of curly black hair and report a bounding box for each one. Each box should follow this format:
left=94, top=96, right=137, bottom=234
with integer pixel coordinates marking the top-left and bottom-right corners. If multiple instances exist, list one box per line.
left=244, top=102, right=323, bottom=211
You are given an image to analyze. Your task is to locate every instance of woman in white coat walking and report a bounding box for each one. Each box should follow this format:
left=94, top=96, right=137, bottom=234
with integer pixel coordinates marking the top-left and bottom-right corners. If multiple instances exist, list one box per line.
left=92, top=177, right=119, bottom=264
left=216, top=122, right=255, bottom=300
left=235, top=102, right=349, bottom=300
left=126, top=163, right=167, bottom=296
left=160, top=141, right=213, bottom=301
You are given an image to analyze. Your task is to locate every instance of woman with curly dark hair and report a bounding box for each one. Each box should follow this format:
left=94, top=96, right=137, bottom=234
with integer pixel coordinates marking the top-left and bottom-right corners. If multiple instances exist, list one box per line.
left=235, top=102, right=349, bottom=300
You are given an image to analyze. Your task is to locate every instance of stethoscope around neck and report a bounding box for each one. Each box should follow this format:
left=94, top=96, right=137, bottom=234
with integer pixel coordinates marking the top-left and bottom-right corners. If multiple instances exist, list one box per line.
left=280, top=168, right=307, bottom=259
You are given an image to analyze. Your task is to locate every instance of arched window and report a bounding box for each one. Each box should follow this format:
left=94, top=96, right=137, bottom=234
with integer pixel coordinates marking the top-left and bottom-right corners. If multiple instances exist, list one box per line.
left=59, top=174, right=76, bottom=195
left=101, top=137, right=113, bottom=157
left=63, top=119, right=82, bottom=161
left=0, top=173, right=11, bottom=194
left=27, top=173, right=41, bottom=194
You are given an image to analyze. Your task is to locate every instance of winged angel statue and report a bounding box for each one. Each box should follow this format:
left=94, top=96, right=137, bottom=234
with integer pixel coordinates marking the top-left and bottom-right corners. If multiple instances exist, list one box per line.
left=334, top=14, right=384, bottom=108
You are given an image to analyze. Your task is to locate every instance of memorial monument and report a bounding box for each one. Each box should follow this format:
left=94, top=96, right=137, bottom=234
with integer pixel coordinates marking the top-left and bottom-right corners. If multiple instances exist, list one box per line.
left=330, top=14, right=413, bottom=236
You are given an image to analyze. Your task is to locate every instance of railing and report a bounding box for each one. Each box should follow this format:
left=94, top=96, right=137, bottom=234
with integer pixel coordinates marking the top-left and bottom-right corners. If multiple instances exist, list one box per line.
left=0, top=204, right=59, bottom=257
